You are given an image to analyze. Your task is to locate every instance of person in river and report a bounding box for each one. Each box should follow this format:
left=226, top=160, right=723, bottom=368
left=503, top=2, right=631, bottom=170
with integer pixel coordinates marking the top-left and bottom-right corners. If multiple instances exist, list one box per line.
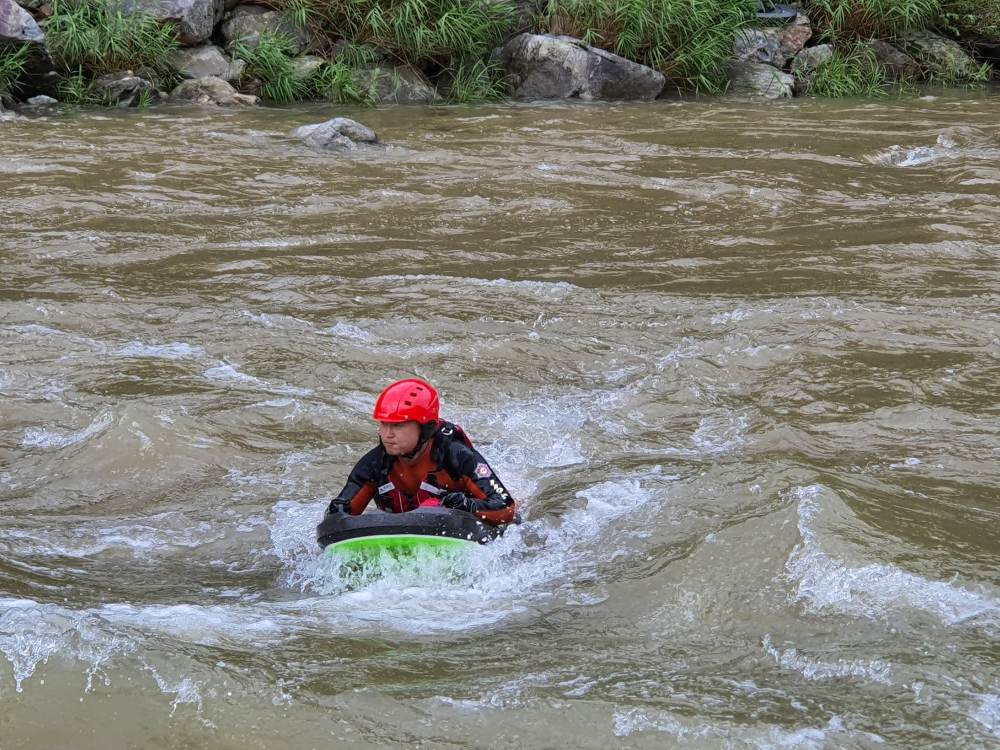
left=326, top=379, right=517, bottom=526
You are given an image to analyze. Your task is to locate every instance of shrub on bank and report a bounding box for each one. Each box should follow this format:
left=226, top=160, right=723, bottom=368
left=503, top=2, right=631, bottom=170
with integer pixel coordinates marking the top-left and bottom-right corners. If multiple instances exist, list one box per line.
left=539, top=0, right=759, bottom=92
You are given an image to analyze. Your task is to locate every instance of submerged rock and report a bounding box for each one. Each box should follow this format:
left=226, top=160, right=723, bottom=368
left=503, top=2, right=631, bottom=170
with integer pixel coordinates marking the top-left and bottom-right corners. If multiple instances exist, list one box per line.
left=290, top=117, right=378, bottom=153
left=862, top=40, right=917, bottom=80
left=94, top=71, right=158, bottom=106
left=725, top=60, right=794, bottom=100
left=25, top=94, right=56, bottom=105
left=170, top=76, right=258, bottom=106
left=0, top=0, right=44, bottom=46
left=167, top=45, right=244, bottom=82
left=494, top=33, right=665, bottom=100
left=734, top=13, right=812, bottom=68
left=118, top=0, right=224, bottom=45
left=895, top=31, right=974, bottom=79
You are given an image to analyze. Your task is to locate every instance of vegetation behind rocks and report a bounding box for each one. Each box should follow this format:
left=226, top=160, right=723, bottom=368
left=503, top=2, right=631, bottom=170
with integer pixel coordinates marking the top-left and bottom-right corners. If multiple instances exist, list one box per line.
left=0, top=0, right=997, bottom=109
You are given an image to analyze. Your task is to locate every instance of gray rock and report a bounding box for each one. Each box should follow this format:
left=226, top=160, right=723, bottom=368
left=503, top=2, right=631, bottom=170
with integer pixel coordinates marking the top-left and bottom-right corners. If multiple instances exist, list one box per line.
left=94, top=71, right=157, bottom=106
left=0, top=0, right=44, bottom=46
left=734, top=13, right=812, bottom=68
left=495, top=33, right=665, bottom=100
left=170, top=75, right=258, bottom=106
left=167, top=45, right=244, bottom=82
left=861, top=39, right=917, bottom=79
left=220, top=4, right=314, bottom=54
left=725, top=60, right=794, bottom=100
left=290, top=117, right=378, bottom=153
left=791, top=44, right=833, bottom=74
left=25, top=94, right=57, bottom=105
left=894, top=32, right=971, bottom=78
left=117, top=0, right=225, bottom=45
left=289, top=55, right=323, bottom=81
left=353, top=65, right=439, bottom=103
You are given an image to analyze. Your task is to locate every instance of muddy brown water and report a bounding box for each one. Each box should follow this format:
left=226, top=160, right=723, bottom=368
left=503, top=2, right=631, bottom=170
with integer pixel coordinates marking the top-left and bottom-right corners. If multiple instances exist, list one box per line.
left=3, top=91, right=1000, bottom=748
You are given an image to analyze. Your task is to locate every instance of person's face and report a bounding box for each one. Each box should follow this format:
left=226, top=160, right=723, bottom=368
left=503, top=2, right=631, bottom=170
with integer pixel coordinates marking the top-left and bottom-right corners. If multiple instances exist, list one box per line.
left=379, top=420, right=422, bottom=456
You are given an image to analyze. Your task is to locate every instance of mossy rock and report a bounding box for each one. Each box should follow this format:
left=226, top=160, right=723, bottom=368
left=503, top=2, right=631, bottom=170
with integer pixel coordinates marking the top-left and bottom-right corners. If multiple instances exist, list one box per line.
left=896, top=30, right=974, bottom=79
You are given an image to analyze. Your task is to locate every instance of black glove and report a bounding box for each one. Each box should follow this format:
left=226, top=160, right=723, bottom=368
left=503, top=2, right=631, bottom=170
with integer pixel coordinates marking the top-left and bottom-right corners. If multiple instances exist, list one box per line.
left=440, top=492, right=478, bottom=513
left=327, top=500, right=350, bottom=515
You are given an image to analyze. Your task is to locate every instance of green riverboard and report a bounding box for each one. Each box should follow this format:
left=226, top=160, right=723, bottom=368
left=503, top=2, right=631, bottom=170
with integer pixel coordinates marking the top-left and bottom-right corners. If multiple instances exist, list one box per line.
left=324, top=534, right=475, bottom=555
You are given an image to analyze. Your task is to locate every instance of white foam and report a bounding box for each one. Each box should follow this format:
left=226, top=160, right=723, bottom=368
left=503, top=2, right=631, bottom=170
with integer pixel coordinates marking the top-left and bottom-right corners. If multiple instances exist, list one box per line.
left=22, top=411, right=114, bottom=449
left=787, top=485, right=1000, bottom=627
left=203, top=363, right=312, bottom=396
left=762, top=635, right=891, bottom=684
left=114, top=342, right=204, bottom=359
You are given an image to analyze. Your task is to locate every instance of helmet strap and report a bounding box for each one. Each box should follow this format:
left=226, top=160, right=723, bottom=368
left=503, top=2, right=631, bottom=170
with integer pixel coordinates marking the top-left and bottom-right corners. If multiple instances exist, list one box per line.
left=399, top=421, right=436, bottom=460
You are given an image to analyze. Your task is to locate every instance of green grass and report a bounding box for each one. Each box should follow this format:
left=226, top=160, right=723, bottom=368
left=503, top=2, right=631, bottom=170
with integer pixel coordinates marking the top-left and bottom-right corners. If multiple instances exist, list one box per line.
left=234, top=32, right=310, bottom=104
left=804, top=0, right=943, bottom=40
left=442, top=57, right=508, bottom=102
left=310, top=60, right=380, bottom=104
left=808, top=44, right=892, bottom=96
left=942, top=0, right=1000, bottom=35
left=58, top=66, right=98, bottom=104
left=540, top=0, right=759, bottom=93
left=278, top=0, right=518, bottom=66
left=0, top=44, right=31, bottom=96
left=43, top=0, right=179, bottom=76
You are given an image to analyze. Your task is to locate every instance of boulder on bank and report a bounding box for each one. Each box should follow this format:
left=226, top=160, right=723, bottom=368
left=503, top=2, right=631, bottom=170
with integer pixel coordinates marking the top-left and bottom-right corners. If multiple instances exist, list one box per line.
left=494, top=33, right=665, bottom=100
left=896, top=30, right=975, bottom=79
left=290, top=117, right=378, bottom=153
left=734, top=13, right=812, bottom=68
left=862, top=39, right=917, bottom=79
left=170, top=76, right=258, bottom=106
left=353, top=65, right=438, bottom=103
left=117, top=0, right=224, bottom=45
left=0, top=0, right=44, bottom=45
left=220, top=4, right=315, bottom=54
left=790, top=44, right=833, bottom=96
left=94, top=71, right=158, bottom=106
left=725, top=60, right=794, bottom=100
left=167, top=45, right=244, bottom=82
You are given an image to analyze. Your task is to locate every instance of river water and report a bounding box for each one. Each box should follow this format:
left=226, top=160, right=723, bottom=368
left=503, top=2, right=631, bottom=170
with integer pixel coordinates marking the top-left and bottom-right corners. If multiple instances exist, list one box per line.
left=2, top=91, right=1000, bottom=748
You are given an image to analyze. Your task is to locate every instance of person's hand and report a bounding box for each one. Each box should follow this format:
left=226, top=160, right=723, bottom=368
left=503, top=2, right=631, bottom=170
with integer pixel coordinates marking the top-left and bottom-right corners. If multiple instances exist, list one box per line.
left=440, top=492, right=475, bottom=513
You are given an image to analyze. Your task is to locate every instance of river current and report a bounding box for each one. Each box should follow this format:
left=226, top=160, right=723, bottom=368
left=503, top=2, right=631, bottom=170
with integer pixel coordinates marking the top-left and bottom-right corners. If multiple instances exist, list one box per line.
left=2, top=91, right=1000, bottom=748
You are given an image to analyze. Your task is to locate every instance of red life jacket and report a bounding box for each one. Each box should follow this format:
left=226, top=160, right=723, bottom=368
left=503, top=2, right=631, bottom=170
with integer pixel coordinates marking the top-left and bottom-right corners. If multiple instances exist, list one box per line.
left=374, top=421, right=474, bottom=514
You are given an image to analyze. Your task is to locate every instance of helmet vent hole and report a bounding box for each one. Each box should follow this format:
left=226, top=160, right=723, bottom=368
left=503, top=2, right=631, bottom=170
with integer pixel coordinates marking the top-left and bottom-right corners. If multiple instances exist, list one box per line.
left=404, top=400, right=412, bottom=406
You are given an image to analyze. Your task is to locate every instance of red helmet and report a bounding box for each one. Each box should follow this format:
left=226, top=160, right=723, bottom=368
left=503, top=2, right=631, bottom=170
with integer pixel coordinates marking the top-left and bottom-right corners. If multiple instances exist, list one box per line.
left=374, top=379, right=439, bottom=424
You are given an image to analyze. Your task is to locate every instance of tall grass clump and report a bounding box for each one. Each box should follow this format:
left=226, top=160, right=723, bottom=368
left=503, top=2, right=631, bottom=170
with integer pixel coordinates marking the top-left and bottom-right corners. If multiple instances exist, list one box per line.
left=0, top=44, right=31, bottom=95
left=310, top=60, right=379, bottom=104
left=540, top=0, right=758, bottom=93
left=808, top=43, right=892, bottom=95
left=941, top=0, right=1000, bottom=36
left=804, top=0, right=943, bottom=39
left=278, top=0, right=518, bottom=66
left=234, top=31, right=310, bottom=103
left=442, top=57, right=508, bottom=102
left=43, top=0, right=179, bottom=75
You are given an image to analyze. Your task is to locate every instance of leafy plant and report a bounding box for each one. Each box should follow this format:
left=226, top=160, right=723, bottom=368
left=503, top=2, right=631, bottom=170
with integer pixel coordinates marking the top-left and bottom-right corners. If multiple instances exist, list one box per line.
left=310, top=61, right=379, bottom=104
left=279, top=0, right=518, bottom=66
left=235, top=31, right=310, bottom=104
left=941, top=0, right=1000, bottom=36
left=808, top=44, right=891, bottom=96
left=58, top=66, right=98, bottom=104
left=804, top=0, right=945, bottom=40
left=540, top=0, right=759, bottom=94
left=0, top=44, right=31, bottom=95
left=442, top=57, right=508, bottom=102
left=43, top=0, right=179, bottom=75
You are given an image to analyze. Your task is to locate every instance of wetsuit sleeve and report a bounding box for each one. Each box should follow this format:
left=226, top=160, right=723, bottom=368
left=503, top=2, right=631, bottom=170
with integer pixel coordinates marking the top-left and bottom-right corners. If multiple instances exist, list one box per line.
left=329, top=447, right=381, bottom=516
left=446, top=442, right=517, bottom=525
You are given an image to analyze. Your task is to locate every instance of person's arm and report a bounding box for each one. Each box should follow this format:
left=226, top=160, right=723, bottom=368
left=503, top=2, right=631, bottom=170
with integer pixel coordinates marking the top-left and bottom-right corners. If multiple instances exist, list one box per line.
left=328, top=447, right=381, bottom=516
left=440, top=443, right=517, bottom=525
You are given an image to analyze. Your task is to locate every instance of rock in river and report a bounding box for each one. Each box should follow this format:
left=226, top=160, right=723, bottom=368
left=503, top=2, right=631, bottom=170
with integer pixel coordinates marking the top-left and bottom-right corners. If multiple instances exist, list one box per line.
left=725, top=60, right=794, bottom=100
left=290, top=118, right=378, bottom=153
left=170, top=76, right=258, bottom=106
left=494, top=33, right=665, bottom=101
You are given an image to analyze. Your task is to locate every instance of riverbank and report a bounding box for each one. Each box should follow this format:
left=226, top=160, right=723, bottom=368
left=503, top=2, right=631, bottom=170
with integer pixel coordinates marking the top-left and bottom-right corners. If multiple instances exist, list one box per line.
left=0, top=0, right=998, bottom=110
